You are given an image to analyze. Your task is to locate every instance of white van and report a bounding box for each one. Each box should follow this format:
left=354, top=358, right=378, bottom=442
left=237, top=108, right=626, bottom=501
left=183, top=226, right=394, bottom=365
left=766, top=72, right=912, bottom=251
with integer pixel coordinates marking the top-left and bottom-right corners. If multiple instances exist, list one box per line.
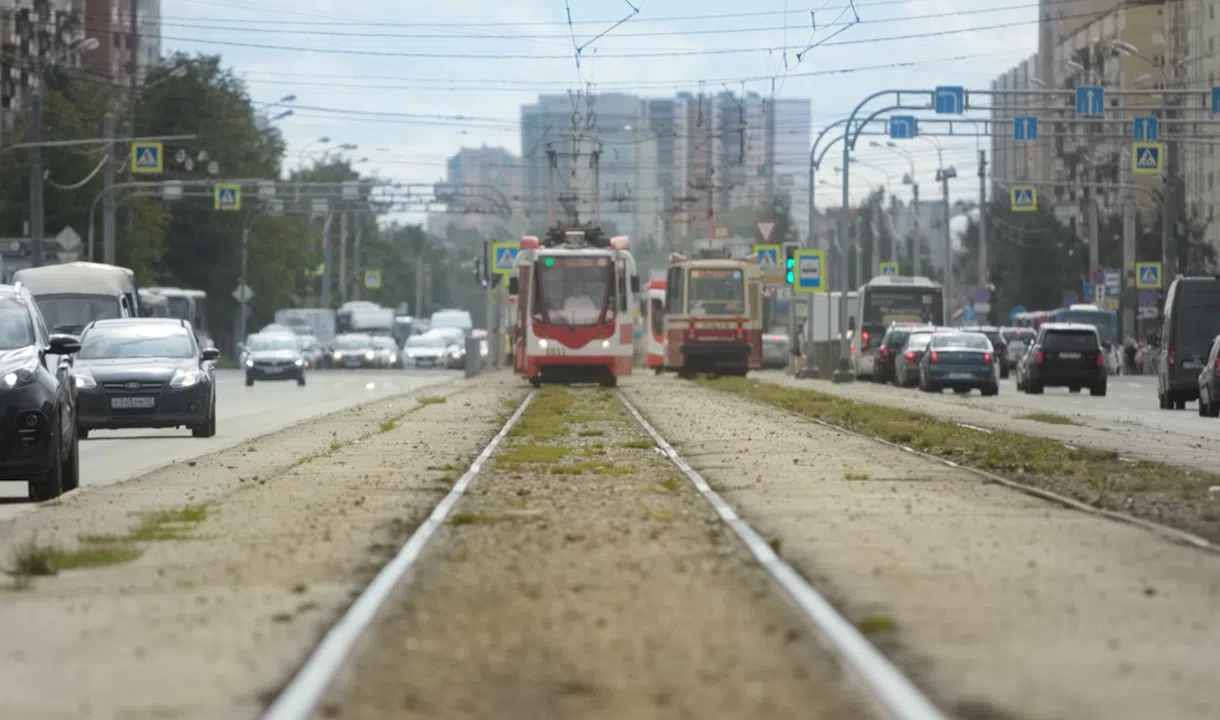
left=429, top=309, right=473, bottom=337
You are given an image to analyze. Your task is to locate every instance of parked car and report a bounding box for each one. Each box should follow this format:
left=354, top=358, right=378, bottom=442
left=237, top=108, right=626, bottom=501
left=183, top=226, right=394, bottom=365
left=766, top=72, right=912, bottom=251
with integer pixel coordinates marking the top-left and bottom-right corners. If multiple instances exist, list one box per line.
left=917, top=331, right=999, bottom=396
left=0, top=283, right=82, bottom=500
left=873, top=323, right=935, bottom=384
left=244, top=332, right=306, bottom=386
left=74, top=318, right=220, bottom=439
left=1021, top=322, right=1106, bottom=396
left=893, top=330, right=934, bottom=387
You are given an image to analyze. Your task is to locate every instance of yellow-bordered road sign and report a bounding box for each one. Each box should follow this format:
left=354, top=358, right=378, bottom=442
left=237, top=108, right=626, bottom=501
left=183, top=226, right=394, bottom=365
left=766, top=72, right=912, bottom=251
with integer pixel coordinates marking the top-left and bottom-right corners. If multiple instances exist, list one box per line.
left=131, top=141, right=163, bottom=174
left=214, top=184, right=241, bottom=211
left=1132, top=142, right=1163, bottom=175
left=1010, top=185, right=1037, bottom=212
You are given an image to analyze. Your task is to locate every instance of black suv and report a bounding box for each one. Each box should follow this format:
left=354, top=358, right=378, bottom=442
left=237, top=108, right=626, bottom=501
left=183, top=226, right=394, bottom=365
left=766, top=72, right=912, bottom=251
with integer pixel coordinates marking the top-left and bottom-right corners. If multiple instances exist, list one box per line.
left=872, top=323, right=935, bottom=384
left=0, top=283, right=82, bottom=500
left=1021, top=322, right=1107, bottom=396
left=960, top=325, right=1010, bottom=378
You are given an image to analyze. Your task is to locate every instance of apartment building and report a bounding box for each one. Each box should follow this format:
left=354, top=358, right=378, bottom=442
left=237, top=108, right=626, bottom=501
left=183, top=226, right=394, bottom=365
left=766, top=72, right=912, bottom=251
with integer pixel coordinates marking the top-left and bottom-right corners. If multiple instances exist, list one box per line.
left=0, top=0, right=89, bottom=116
left=1177, top=0, right=1220, bottom=250
left=989, top=54, right=1041, bottom=193
left=426, top=146, right=524, bottom=239
left=84, top=0, right=160, bottom=87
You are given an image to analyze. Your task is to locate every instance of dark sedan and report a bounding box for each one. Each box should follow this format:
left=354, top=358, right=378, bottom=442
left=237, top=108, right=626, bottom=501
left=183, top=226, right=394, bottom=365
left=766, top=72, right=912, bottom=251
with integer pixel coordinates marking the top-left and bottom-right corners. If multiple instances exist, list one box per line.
left=73, top=319, right=219, bottom=438
left=893, top=330, right=934, bottom=387
left=918, top=331, right=999, bottom=396
left=244, top=333, right=306, bottom=386
left=960, top=325, right=1010, bottom=378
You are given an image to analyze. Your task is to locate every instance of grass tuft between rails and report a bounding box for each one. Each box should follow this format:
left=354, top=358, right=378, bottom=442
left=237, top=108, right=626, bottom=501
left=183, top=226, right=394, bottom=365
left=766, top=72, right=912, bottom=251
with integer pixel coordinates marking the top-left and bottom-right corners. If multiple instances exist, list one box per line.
left=704, top=376, right=1220, bottom=542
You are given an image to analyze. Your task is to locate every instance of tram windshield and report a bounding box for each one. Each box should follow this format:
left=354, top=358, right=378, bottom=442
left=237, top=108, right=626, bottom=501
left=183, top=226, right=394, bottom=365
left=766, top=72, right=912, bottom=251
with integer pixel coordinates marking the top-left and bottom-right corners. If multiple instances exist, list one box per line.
left=686, top=268, right=745, bottom=316
left=533, top=255, right=615, bottom=326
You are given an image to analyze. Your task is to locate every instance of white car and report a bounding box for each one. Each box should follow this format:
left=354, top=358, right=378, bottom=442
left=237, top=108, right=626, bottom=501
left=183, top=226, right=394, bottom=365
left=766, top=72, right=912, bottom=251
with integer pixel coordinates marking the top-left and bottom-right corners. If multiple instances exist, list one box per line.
left=403, top=334, right=447, bottom=367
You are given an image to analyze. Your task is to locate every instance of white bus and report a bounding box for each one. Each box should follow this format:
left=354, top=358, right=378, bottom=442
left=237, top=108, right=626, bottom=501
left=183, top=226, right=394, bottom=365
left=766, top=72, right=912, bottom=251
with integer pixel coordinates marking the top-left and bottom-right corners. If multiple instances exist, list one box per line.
left=848, top=275, right=945, bottom=380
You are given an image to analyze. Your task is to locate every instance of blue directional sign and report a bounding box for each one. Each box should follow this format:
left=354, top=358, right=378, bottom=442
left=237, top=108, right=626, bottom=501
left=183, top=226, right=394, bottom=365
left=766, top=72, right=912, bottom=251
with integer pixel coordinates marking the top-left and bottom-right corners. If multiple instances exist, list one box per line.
left=1075, top=86, right=1105, bottom=116
left=490, top=241, right=519, bottom=277
left=1008, top=304, right=1026, bottom=322
left=1010, top=185, right=1036, bottom=212
left=1212, top=87, right=1220, bottom=114
left=934, top=86, right=964, bottom=114
left=1013, top=116, right=1037, bottom=141
left=1135, top=261, right=1161, bottom=289
left=1132, top=116, right=1158, bottom=141
left=793, top=249, right=827, bottom=294
left=889, top=115, right=917, bottom=140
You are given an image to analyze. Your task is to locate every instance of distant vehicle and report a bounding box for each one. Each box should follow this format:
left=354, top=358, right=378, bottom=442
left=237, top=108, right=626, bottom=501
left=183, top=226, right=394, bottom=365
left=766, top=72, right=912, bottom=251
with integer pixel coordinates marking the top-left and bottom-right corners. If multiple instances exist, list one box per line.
left=13, top=262, right=138, bottom=334
left=850, top=275, right=944, bottom=381
left=873, top=323, right=936, bottom=384
left=139, top=289, right=171, bottom=318
left=1012, top=310, right=1052, bottom=330
left=660, top=252, right=759, bottom=378
left=1196, top=333, right=1220, bottom=417
left=429, top=308, right=474, bottom=337
left=761, top=333, right=789, bottom=369
left=243, top=332, right=306, bottom=387
left=917, top=330, right=999, bottom=396
left=370, top=336, right=402, bottom=369
left=275, top=308, right=336, bottom=346
left=1154, top=276, right=1220, bottom=410
left=144, top=287, right=213, bottom=349
left=73, top=318, right=220, bottom=439
left=1001, top=326, right=1036, bottom=368
left=0, top=283, right=82, bottom=500
left=403, top=334, right=449, bottom=367
left=1048, top=304, right=1117, bottom=347
left=330, top=333, right=377, bottom=369
left=637, top=278, right=666, bottom=373
left=959, top=325, right=1011, bottom=378
left=259, top=323, right=296, bottom=336
left=297, top=334, right=324, bottom=369
left=894, top=330, right=935, bottom=387
left=1020, top=322, right=1106, bottom=396
left=392, top=315, right=420, bottom=346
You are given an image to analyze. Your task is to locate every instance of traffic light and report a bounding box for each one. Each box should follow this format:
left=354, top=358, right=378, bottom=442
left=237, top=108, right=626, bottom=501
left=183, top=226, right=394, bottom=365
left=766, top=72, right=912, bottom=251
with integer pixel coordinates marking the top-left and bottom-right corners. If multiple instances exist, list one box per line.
left=783, top=243, right=798, bottom=284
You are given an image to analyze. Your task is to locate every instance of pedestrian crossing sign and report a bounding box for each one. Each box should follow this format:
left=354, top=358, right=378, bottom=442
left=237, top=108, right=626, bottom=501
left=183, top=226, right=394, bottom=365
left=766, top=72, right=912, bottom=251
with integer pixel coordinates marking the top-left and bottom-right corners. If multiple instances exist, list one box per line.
left=1132, top=142, right=1163, bottom=175
left=490, top=241, right=519, bottom=276
left=131, top=141, right=163, bottom=174
left=214, top=184, right=241, bottom=211
left=1010, top=185, right=1036, bottom=212
left=879, top=261, right=898, bottom=277
left=364, top=270, right=382, bottom=289
left=1135, top=261, right=1161, bottom=289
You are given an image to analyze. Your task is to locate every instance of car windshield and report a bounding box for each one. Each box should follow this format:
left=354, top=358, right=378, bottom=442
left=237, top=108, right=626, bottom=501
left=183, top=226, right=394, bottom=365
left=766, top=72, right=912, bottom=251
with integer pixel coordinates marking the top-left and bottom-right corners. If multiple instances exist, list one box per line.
left=904, top=333, right=932, bottom=350
left=79, top=325, right=194, bottom=359
left=334, top=335, right=371, bottom=349
left=247, top=335, right=298, bottom=351
left=1043, top=330, right=1098, bottom=352
left=407, top=335, right=445, bottom=348
left=0, top=298, right=34, bottom=350
left=884, top=330, right=911, bottom=347
left=932, top=333, right=991, bottom=350
left=34, top=294, right=122, bottom=333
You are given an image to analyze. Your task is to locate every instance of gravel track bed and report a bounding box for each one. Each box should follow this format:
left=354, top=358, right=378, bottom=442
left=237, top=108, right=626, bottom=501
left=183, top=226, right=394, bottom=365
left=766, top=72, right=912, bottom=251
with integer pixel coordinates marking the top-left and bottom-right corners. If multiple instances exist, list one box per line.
left=623, top=375, right=1220, bottom=720
left=317, top=386, right=866, bottom=720
left=0, top=373, right=525, bottom=720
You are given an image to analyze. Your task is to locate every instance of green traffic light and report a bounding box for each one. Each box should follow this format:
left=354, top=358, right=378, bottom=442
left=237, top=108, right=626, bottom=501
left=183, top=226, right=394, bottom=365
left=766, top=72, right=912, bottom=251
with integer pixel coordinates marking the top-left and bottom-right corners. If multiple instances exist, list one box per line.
left=785, top=271, right=794, bottom=283
left=785, top=258, right=795, bottom=268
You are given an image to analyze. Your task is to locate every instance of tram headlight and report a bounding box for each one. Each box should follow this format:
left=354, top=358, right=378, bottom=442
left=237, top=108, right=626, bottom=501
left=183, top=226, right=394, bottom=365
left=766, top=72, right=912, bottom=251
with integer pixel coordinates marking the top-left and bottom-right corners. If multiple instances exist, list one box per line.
left=537, top=339, right=548, bottom=349
left=601, top=340, right=610, bottom=348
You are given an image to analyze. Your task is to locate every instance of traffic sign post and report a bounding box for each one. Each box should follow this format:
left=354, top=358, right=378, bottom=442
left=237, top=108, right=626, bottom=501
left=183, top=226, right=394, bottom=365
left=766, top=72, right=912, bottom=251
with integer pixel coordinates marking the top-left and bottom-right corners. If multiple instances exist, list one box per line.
left=232, top=284, right=253, bottom=303
left=214, top=184, right=241, bottom=211
left=1135, top=261, right=1162, bottom=289
left=879, top=261, right=898, bottom=277
left=1013, top=116, right=1037, bottom=141
left=364, top=270, right=382, bottom=289
left=490, top=241, right=519, bottom=277
left=1132, top=116, right=1159, bottom=141
left=793, top=249, right=827, bottom=294
left=889, top=116, right=917, bottom=139
left=1132, top=142, right=1163, bottom=175
left=1075, top=86, right=1105, bottom=116
left=754, top=243, right=782, bottom=284
left=1010, top=185, right=1036, bottom=212
left=131, top=141, right=163, bottom=174
left=934, top=86, right=964, bottom=114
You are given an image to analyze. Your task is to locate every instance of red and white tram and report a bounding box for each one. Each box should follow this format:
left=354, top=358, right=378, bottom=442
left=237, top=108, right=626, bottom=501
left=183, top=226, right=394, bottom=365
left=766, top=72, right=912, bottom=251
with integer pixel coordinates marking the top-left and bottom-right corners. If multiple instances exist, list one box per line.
left=640, top=278, right=666, bottom=373
left=661, top=253, right=764, bottom=377
left=510, top=227, right=639, bottom=387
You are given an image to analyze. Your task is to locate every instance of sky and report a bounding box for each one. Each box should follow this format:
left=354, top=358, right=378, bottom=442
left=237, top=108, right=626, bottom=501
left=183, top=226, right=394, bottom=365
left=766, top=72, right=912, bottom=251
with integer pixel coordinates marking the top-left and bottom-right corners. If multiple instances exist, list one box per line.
left=158, top=0, right=1042, bottom=220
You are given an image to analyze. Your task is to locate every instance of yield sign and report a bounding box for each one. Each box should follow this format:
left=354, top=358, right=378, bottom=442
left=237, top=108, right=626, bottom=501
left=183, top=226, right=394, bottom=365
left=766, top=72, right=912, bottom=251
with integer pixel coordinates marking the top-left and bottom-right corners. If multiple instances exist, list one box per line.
left=755, top=219, right=776, bottom=242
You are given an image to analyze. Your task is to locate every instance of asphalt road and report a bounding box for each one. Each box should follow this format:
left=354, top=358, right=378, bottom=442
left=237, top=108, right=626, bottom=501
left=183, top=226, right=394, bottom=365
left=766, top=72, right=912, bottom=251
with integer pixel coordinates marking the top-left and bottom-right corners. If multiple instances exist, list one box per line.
left=0, top=368, right=460, bottom=515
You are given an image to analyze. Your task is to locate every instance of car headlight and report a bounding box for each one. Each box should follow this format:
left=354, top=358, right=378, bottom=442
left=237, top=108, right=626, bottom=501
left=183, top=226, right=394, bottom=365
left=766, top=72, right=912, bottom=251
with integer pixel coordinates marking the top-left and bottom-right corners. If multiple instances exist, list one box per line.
left=294, top=358, right=304, bottom=366
left=365, top=350, right=375, bottom=360
left=74, top=374, right=97, bottom=390
left=333, top=351, right=342, bottom=360
left=2, top=368, right=34, bottom=388
left=170, top=370, right=203, bottom=388
left=246, top=359, right=254, bottom=367
left=389, top=353, right=397, bottom=362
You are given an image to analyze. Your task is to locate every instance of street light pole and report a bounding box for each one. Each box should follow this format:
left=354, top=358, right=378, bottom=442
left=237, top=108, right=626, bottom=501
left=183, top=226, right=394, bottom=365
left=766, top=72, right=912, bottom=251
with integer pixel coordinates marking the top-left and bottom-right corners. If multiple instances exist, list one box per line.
left=937, top=166, right=958, bottom=324
left=28, top=91, right=43, bottom=267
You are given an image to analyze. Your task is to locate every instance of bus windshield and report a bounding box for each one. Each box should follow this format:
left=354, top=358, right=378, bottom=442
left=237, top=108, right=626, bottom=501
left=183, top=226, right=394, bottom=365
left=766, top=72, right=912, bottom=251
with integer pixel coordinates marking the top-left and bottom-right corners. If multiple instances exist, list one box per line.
left=862, top=287, right=942, bottom=328
left=687, top=268, right=745, bottom=316
left=35, top=294, right=123, bottom=334
left=1059, top=311, right=1114, bottom=344
left=534, top=256, right=614, bottom=326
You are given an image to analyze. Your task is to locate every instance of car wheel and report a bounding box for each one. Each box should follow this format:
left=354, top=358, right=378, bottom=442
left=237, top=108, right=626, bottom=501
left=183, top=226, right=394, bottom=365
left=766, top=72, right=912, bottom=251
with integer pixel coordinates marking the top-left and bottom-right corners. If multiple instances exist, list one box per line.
left=62, top=416, right=80, bottom=492
left=1199, top=395, right=1209, bottom=416
left=1090, top=383, right=1107, bottom=397
left=193, top=401, right=216, bottom=438
left=246, top=375, right=255, bottom=387
left=1175, top=396, right=1186, bottom=410
left=1069, top=386, right=1081, bottom=393
left=78, top=427, right=89, bottom=440
left=1028, top=382, right=1044, bottom=394
left=1209, top=399, right=1220, bottom=418
left=297, top=374, right=306, bottom=387
left=29, top=428, right=64, bottom=501
left=1158, top=390, right=1170, bottom=409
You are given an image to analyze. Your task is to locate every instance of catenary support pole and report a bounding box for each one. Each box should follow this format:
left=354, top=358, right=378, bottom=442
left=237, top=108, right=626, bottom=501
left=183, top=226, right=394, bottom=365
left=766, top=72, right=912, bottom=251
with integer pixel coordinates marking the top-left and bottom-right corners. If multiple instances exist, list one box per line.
left=28, top=92, right=44, bottom=268
left=321, top=212, right=335, bottom=309
left=102, top=112, right=116, bottom=264
left=977, top=149, right=987, bottom=284
left=911, top=182, right=921, bottom=275
left=941, top=173, right=953, bottom=325
left=338, top=210, right=349, bottom=304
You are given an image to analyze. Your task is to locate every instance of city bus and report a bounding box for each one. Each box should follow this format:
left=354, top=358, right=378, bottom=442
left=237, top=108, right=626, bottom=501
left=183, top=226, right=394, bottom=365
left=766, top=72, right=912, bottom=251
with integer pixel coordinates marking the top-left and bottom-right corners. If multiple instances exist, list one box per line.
left=849, top=275, right=945, bottom=380
left=1049, top=304, right=1118, bottom=346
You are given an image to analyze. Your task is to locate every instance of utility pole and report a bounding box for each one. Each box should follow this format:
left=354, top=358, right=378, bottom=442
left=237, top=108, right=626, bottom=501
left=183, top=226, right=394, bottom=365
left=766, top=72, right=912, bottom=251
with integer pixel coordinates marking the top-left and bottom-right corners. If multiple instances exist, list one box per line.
left=320, top=212, right=335, bottom=308
left=124, top=0, right=140, bottom=246
left=338, top=210, right=349, bottom=304
left=102, top=113, right=116, bottom=264
left=939, top=169, right=954, bottom=324
left=1122, top=161, right=1136, bottom=340
left=28, top=91, right=44, bottom=267
left=911, top=183, right=921, bottom=275
left=351, top=219, right=363, bottom=302
left=977, top=149, right=987, bottom=284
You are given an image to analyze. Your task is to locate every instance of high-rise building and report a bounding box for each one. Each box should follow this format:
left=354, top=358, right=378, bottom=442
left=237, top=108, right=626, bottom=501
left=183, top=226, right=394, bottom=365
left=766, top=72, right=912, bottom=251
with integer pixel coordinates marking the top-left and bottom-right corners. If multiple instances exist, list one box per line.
left=0, top=0, right=90, bottom=116
left=426, top=145, right=523, bottom=239
left=765, top=97, right=813, bottom=241
left=1178, top=0, right=1220, bottom=251
left=84, top=0, right=160, bottom=87
left=989, top=54, right=1040, bottom=193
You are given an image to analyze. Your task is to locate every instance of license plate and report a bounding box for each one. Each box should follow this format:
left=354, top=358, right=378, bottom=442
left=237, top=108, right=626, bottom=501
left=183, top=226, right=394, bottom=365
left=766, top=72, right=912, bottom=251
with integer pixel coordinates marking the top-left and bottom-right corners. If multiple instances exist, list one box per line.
left=263, top=366, right=284, bottom=373
left=1183, top=360, right=1201, bottom=369
left=111, top=396, right=155, bottom=409
left=1061, top=352, right=1081, bottom=359
left=949, top=372, right=973, bottom=380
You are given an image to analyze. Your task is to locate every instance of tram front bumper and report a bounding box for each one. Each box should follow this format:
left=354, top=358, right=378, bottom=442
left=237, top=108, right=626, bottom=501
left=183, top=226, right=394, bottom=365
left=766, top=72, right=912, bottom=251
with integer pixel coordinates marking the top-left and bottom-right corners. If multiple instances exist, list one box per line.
left=680, top=341, right=751, bottom=368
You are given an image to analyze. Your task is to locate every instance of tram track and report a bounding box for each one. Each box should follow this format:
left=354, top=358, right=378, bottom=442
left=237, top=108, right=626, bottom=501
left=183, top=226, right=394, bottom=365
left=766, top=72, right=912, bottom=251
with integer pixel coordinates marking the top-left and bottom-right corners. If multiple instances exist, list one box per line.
left=261, top=385, right=945, bottom=720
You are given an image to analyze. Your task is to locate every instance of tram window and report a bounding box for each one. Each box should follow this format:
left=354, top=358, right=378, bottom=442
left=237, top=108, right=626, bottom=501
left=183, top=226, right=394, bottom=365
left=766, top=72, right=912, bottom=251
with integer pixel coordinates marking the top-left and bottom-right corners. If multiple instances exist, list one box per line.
left=687, top=269, right=744, bottom=316
left=650, top=298, right=664, bottom=336
left=665, top=267, right=683, bottom=313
